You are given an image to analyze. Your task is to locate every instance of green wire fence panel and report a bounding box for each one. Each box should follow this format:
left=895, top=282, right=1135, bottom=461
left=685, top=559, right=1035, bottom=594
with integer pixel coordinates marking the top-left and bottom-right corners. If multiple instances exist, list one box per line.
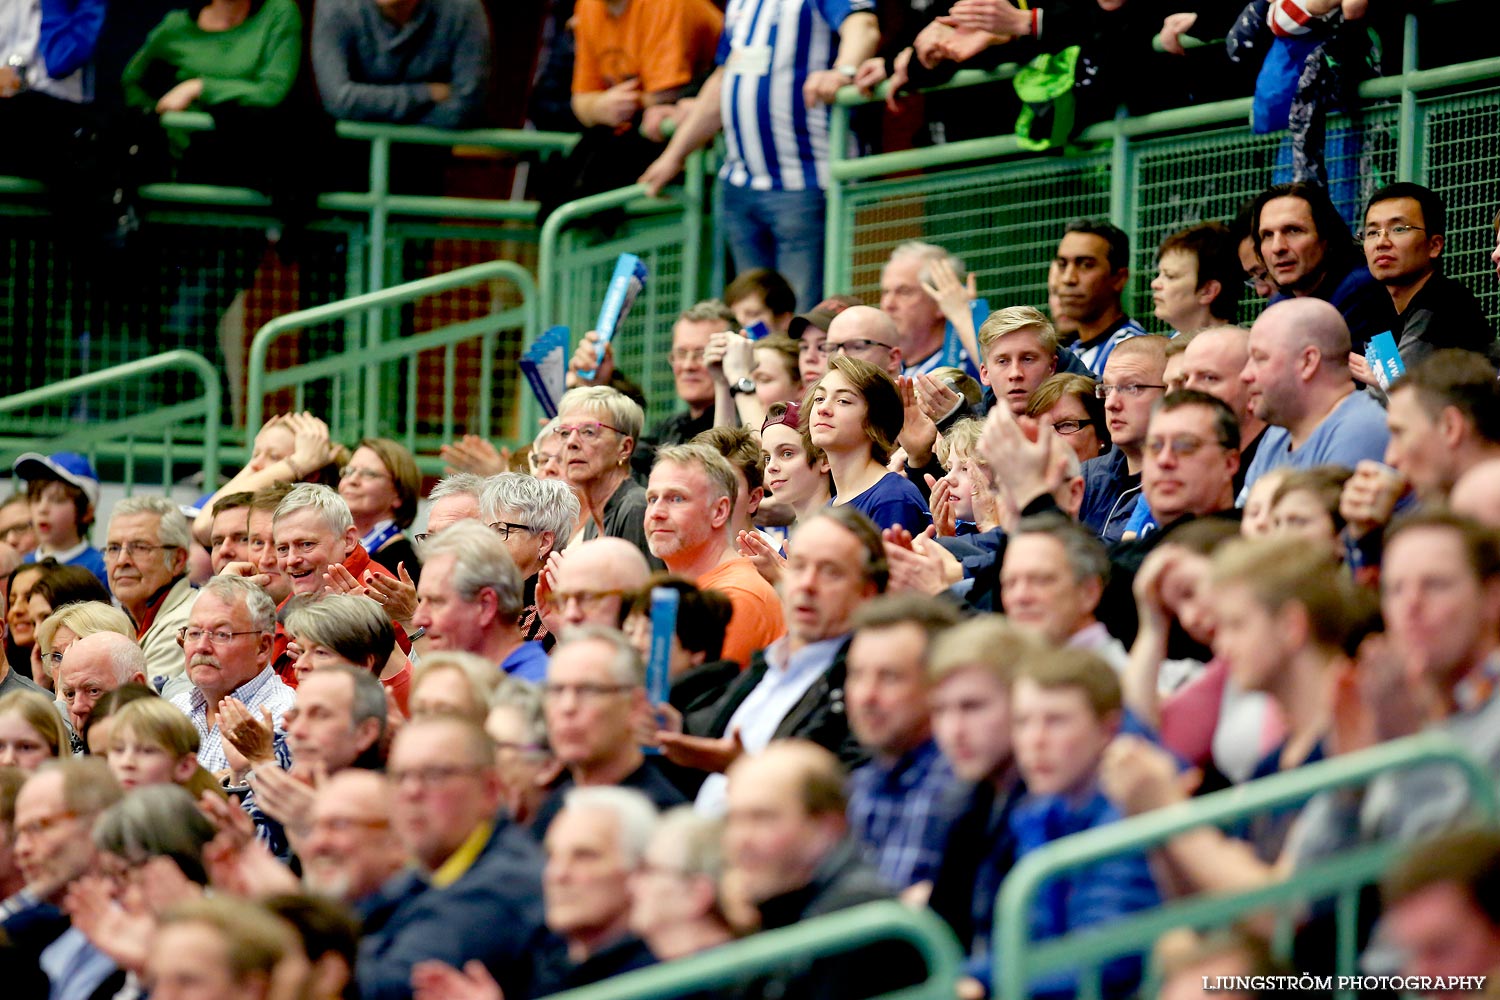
left=245, top=260, right=537, bottom=475
left=546, top=900, right=964, bottom=1000
left=0, top=350, right=221, bottom=492
left=1421, top=85, right=1500, bottom=327
left=993, top=733, right=1500, bottom=1000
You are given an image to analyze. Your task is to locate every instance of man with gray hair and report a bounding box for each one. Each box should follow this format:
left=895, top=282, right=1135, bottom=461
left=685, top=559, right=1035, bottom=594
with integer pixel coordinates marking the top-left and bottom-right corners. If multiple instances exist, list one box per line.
left=56, top=632, right=148, bottom=734
left=1000, top=513, right=1127, bottom=669
left=481, top=473, right=581, bottom=647
left=272, top=483, right=397, bottom=600
left=412, top=521, right=545, bottom=681
left=104, top=495, right=195, bottom=692
left=881, top=241, right=972, bottom=377
left=646, top=444, right=784, bottom=667
left=421, top=473, right=485, bottom=540
left=168, top=575, right=293, bottom=773
left=531, top=626, right=687, bottom=838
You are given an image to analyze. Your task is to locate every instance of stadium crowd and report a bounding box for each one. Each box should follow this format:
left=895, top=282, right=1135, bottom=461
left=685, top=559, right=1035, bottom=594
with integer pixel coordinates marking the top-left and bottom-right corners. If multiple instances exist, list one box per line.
left=6, top=0, right=1500, bottom=997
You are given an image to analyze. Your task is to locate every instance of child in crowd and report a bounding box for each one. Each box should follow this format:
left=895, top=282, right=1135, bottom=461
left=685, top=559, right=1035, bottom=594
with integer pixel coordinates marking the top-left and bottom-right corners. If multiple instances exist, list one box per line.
left=12, top=452, right=106, bottom=587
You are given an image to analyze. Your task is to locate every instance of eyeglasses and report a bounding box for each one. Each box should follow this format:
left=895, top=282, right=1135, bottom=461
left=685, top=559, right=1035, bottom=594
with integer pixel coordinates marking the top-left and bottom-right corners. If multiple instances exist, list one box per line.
left=669, top=348, right=707, bottom=364
left=0, top=523, right=31, bottom=542
left=555, top=421, right=621, bottom=442
left=178, top=626, right=264, bottom=646
left=829, top=338, right=893, bottom=356
left=1095, top=383, right=1166, bottom=399
left=551, top=588, right=627, bottom=611
left=1355, top=225, right=1425, bottom=242
left=308, top=815, right=392, bottom=834
left=104, top=542, right=180, bottom=561
left=541, top=681, right=634, bottom=702
left=340, top=466, right=391, bottom=482
left=488, top=521, right=534, bottom=540
left=1052, top=419, right=1094, bottom=435
left=388, top=764, right=489, bottom=787
left=1145, top=435, right=1219, bottom=458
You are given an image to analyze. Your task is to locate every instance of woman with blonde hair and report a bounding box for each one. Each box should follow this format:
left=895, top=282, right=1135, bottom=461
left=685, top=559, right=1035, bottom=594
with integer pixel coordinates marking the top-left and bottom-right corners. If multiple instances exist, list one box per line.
left=107, top=697, right=226, bottom=800
left=35, top=600, right=135, bottom=680
left=0, top=689, right=66, bottom=771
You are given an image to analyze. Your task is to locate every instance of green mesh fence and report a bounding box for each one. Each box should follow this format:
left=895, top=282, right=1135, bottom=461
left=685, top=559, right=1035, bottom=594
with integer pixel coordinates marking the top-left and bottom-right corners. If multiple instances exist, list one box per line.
left=552, top=215, right=690, bottom=428
left=1422, top=85, right=1500, bottom=328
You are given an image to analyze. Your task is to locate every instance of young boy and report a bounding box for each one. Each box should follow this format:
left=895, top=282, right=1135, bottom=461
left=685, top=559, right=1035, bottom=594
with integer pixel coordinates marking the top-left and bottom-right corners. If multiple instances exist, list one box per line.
left=1009, top=646, right=1161, bottom=999
left=13, top=452, right=107, bottom=587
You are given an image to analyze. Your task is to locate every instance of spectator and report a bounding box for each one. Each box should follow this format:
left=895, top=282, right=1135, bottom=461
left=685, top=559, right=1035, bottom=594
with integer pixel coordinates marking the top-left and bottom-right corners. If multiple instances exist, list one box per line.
left=1268, top=465, right=1351, bottom=552
left=0, top=580, right=46, bottom=700
left=4, top=565, right=46, bottom=681
left=311, top=0, right=491, bottom=127
left=1232, top=204, right=1276, bottom=303
left=34, top=601, right=134, bottom=700
left=1150, top=222, right=1243, bottom=338
left=1239, top=298, right=1390, bottom=497
left=1002, top=513, right=1127, bottom=667
left=880, top=242, right=973, bottom=376
left=338, top=437, right=423, bottom=584
left=1008, top=648, right=1159, bottom=999
left=1025, top=373, right=1110, bottom=466
left=0, top=495, right=37, bottom=559
left=0, top=691, right=66, bottom=771
left=486, top=680, right=560, bottom=828
left=534, top=787, right=659, bottom=988
left=1380, top=829, right=1500, bottom=997
left=13, top=452, right=105, bottom=587
left=273, top=483, right=398, bottom=600
left=980, top=307, right=1066, bottom=418
left=412, top=522, right=544, bottom=682
left=727, top=268, right=797, bottom=334
left=104, top=696, right=222, bottom=798
left=694, top=425, right=769, bottom=540
left=646, top=444, right=785, bottom=667
left=359, top=714, right=553, bottom=999
left=420, top=473, right=485, bottom=539
left=1251, top=181, right=1398, bottom=355
left=1135, top=391, right=1242, bottom=538
left=104, top=495, right=196, bottom=694
left=1079, top=336, right=1169, bottom=544
left=825, top=305, right=903, bottom=378
left=844, top=594, right=959, bottom=889
left=532, top=626, right=687, bottom=836
left=724, top=740, right=911, bottom=999
left=25, top=565, right=112, bottom=690
left=301, top=769, right=407, bottom=906
left=281, top=594, right=402, bottom=703
left=56, top=632, right=147, bottom=735
left=408, top=651, right=498, bottom=723
left=540, top=537, right=652, bottom=637
left=661, top=507, right=884, bottom=813
left=791, top=298, right=860, bottom=387
left=619, top=577, right=737, bottom=719
left=554, top=387, right=660, bottom=567
left=191, top=413, right=338, bottom=548
left=1357, top=183, right=1494, bottom=373
left=208, top=491, right=255, bottom=574
left=168, top=575, right=293, bottom=774
left=144, top=897, right=298, bottom=1000
left=922, top=616, right=1040, bottom=985
left=1180, top=326, right=1272, bottom=495
left=241, top=483, right=295, bottom=607
left=1163, top=333, right=1195, bottom=394
left=1374, top=351, right=1500, bottom=509
left=709, top=330, right=803, bottom=431
left=628, top=806, right=733, bottom=959
left=1051, top=220, right=1149, bottom=377
left=808, top=356, right=931, bottom=533
left=480, top=473, right=581, bottom=648
left=759, top=402, right=832, bottom=526
left=638, top=0, right=880, bottom=311
left=80, top=683, right=159, bottom=756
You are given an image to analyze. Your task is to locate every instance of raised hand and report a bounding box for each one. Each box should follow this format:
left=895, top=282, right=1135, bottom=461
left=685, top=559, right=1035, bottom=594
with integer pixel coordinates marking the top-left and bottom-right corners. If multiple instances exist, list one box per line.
left=440, top=434, right=508, bottom=476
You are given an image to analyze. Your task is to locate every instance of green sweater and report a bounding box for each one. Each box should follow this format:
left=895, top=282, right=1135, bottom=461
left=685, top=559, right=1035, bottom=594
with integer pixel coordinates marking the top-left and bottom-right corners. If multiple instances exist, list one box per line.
left=122, top=0, right=304, bottom=112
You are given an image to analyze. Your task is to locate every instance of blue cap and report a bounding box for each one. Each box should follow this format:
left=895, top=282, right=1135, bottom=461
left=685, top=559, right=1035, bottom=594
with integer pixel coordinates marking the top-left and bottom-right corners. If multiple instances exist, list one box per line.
left=12, top=452, right=101, bottom=507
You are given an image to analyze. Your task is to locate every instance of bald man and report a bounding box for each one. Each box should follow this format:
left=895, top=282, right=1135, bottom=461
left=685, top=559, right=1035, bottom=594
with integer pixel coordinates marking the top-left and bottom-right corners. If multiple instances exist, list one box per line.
left=540, top=537, right=651, bottom=637
left=1238, top=298, right=1391, bottom=498
left=56, top=632, right=148, bottom=733
left=825, top=306, right=903, bottom=378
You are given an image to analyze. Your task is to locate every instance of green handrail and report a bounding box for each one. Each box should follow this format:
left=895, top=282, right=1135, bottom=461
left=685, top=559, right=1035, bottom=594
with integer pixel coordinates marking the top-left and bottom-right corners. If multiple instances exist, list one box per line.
left=0, top=350, right=221, bottom=490
left=545, top=901, right=964, bottom=1000
left=994, top=733, right=1500, bottom=1000
left=244, top=260, right=537, bottom=457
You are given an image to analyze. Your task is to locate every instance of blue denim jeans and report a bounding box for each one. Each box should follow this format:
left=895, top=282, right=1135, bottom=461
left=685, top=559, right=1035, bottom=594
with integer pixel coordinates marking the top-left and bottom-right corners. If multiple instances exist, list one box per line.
left=720, top=183, right=828, bottom=311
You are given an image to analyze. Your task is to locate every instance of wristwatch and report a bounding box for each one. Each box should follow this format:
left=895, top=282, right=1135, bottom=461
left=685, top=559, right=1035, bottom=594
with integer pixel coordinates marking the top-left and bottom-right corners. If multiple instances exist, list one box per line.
left=731, top=377, right=756, bottom=395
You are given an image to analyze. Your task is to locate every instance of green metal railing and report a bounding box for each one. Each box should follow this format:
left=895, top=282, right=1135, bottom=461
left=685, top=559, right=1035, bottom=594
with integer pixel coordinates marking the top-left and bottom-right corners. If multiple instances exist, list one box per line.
left=245, top=260, right=536, bottom=472
left=994, top=733, right=1500, bottom=1000
left=546, top=900, right=963, bottom=1000
left=823, top=12, right=1500, bottom=332
left=0, top=350, right=220, bottom=491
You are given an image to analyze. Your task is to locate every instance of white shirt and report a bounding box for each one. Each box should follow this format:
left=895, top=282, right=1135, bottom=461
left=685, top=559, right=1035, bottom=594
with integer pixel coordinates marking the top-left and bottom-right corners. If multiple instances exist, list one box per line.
left=694, top=633, right=846, bottom=816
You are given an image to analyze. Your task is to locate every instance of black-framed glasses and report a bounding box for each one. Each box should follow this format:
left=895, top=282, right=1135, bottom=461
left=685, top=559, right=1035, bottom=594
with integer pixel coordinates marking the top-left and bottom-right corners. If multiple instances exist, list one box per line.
left=488, top=521, right=534, bottom=540
left=1145, top=435, right=1219, bottom=458
left=1355, top=225, right=1424, bottom=242
left=104, top=542, right=179, bottom=561
left=1095, top=383, right=1166, bottom=399
left=1052, top=419, right=1094, bottom=435
left=829, top=338, right=893, bottom=356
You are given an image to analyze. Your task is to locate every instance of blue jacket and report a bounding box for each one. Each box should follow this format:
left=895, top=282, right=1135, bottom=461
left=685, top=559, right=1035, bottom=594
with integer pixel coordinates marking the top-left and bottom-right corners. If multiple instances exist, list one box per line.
left=1007, top=785, right=1161, bottom=999
left=357, top=816, right=561, bottom=1000
left=1078, top=447, right=1141, bottom=546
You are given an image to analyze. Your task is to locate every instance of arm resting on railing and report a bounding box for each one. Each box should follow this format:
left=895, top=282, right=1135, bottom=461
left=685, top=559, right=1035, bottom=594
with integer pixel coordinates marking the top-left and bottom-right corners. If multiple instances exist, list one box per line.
left=639, top=66, right=723, bottom=196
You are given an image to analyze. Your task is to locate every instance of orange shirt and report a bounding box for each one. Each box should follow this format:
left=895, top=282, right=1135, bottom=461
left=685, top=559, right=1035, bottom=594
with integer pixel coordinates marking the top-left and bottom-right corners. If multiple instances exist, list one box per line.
left=698, top=556, right=786, bottom=669
left=571, top=0, right=723, bottom=96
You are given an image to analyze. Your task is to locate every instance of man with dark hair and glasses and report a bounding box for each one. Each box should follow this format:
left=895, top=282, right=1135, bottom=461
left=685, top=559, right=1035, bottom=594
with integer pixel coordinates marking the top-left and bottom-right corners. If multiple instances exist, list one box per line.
left=412, top=522, right=547, bottom=683
left=1358, top=182, right=1492, bottom=376
left=105, top=495, right=196, bottom=695
left=1135, top=391, right=1241, bottom=538
left=1078, top=335, right=1170, bottom=545
left=530, top=626, right=687, bottom=839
